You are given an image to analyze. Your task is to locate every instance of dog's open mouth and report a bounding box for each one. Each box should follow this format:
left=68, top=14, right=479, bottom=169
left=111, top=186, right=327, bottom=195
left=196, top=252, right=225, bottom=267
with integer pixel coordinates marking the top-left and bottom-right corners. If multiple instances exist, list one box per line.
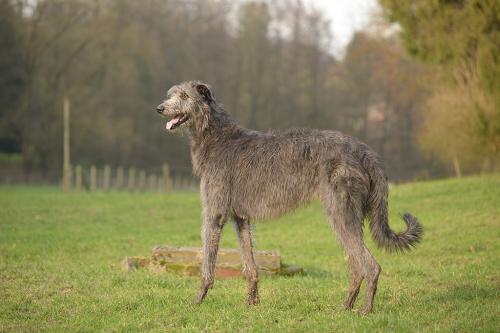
left=166, top=113, right=189, bottom=130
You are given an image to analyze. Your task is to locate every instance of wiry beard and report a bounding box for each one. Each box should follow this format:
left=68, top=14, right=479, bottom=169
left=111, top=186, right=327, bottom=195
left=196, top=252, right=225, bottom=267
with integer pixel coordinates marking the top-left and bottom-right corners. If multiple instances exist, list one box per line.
left=186, top=102, right=237, bottom=143
left=188, top=104, right=212, bottom=139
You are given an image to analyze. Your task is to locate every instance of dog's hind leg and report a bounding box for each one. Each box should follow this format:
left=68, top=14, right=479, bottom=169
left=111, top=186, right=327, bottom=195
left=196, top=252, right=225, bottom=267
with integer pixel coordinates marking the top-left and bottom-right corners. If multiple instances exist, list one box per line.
left=323, top=196, right=368, bottom=311
left=344, top=254, right=363, bottom=310
left=321, top=167, right=380, bottom=314
left=359, top=249, right=381, bottom=314
left=234, top=217, right=259, bottom=305
left=195, top=212, right=226, bottom=304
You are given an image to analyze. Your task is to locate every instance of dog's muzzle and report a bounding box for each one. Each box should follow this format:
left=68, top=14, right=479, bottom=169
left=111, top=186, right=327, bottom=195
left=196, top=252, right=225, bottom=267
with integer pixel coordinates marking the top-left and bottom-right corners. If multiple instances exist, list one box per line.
left=156, top=105, right=165, bottom=113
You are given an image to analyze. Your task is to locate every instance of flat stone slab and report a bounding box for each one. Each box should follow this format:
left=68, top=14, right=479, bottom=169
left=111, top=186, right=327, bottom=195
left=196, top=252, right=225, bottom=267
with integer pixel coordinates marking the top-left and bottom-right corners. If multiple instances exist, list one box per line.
left=122, top=245, right=303, bottom=277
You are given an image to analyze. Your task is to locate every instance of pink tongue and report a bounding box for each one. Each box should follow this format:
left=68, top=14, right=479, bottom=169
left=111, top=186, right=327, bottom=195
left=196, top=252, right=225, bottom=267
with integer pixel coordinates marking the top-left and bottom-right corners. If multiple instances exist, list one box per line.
left=166, top=116, right=181, bottom=130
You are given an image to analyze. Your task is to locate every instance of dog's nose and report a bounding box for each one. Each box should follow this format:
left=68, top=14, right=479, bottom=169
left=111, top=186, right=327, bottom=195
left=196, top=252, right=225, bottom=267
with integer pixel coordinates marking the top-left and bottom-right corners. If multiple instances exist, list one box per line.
left=156, top=104, right=165, bottom=113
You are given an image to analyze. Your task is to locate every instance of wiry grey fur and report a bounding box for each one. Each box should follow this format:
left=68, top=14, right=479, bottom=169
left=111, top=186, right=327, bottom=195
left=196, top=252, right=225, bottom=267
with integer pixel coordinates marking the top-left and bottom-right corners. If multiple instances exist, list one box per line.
left=156, top=80, right=423, bottom=314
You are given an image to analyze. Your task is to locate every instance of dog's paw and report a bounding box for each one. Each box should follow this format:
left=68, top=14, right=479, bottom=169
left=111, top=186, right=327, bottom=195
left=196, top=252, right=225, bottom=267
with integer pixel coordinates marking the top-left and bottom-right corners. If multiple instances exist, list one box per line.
left=343, top=301, right=355, bottom=311
left=356, top=307, right=373, bottom=316
left=193, top=292, right=206, bottom=305
left=247, top=297, right=260, bottom=305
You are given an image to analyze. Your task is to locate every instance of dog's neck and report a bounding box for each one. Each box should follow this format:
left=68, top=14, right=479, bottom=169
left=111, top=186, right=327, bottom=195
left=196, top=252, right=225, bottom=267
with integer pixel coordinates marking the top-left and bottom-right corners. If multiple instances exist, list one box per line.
left=188, top=103, right=237, bottom=140
left=188, top=103, right=240, bottom=176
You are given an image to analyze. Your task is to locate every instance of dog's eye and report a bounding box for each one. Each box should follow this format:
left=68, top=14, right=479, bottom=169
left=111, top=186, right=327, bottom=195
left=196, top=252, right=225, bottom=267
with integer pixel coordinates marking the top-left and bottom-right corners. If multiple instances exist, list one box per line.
left=180, top=92, right=189, bottom=100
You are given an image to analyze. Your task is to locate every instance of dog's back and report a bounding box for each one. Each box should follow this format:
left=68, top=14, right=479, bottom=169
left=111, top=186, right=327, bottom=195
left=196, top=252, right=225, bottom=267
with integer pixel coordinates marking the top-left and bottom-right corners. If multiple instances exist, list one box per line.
left=217, top=127, right=371, bottom=220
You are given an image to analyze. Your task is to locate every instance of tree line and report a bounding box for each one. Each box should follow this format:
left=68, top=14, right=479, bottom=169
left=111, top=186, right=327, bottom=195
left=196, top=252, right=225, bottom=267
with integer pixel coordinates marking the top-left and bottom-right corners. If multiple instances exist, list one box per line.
left=381, top=0, right=500, bottom=175
left=0, top=0, right=497, bottom=184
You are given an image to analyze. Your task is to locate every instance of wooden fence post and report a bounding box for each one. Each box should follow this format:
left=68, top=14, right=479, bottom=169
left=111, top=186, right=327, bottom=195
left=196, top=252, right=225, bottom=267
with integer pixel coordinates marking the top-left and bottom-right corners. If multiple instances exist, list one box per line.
left=127, top=168, right=135, bottom=192
left=75, top=165, right=82, bottom=192
left=90, top=165, right=97, bottom=192
left=62, top=97, right=71, bottom=191
left=103, top=165, right=111, bottom=191
left=115, top=166, right=124, bottom=191
left=138, top=170, right=146, bottom=192
left=162, top=163, right=172, bottom=192
left=148, top=174, right=157, bottom=192
left=452, top=156, right=462, bottom=178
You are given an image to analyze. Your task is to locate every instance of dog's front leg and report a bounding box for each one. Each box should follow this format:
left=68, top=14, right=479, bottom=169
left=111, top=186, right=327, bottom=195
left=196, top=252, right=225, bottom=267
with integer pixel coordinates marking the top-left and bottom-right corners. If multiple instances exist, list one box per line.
left=194, top=213, right=226, bottom=304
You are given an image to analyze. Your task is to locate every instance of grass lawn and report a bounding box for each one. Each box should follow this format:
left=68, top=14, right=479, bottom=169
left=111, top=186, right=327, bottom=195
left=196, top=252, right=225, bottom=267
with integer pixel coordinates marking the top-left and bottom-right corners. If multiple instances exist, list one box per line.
left=1, top=175, right=499, bottom=332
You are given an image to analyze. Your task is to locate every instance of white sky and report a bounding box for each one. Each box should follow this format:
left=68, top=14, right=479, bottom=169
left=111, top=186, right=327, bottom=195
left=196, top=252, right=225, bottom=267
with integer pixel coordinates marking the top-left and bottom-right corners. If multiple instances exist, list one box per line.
left=305, top=0, right=379, bottom=57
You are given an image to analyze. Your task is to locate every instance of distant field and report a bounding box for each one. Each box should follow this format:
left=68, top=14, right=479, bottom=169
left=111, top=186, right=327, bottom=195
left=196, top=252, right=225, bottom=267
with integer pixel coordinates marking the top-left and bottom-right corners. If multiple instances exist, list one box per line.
left=1, top=175, right=499, bottom=332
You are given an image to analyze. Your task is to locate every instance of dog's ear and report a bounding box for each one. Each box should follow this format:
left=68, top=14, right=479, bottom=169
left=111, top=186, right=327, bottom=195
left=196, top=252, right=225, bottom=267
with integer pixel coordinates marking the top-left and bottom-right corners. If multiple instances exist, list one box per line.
left=196, top=84, right=213, bottom=102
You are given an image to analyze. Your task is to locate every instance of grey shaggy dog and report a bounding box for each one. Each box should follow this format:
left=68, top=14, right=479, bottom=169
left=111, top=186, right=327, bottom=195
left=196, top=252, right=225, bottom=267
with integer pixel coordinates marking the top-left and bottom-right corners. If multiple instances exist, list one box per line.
left=156, top=80, right=422, bottom=314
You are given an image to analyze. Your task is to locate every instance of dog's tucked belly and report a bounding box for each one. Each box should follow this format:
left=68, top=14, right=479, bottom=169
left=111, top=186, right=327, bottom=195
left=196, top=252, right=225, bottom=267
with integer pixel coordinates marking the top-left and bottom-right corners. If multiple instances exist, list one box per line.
left=230, top=162, right=320, bottom=220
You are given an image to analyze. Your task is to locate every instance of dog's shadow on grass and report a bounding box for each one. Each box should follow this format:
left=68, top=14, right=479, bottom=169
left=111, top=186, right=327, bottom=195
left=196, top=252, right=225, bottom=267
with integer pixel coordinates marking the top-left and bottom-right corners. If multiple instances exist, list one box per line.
left=299, top=266, right=335, bottom=278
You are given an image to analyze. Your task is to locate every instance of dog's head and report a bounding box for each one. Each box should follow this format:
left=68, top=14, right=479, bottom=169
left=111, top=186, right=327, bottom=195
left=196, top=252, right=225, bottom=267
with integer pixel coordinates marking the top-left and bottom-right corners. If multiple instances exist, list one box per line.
left=156, top=81, right=214, bottom=132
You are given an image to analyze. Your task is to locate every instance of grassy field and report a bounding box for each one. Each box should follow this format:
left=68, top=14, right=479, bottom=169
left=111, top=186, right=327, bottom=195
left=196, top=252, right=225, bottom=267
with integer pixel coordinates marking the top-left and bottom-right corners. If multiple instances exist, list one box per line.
left=1, top=175, right=499, bottom=332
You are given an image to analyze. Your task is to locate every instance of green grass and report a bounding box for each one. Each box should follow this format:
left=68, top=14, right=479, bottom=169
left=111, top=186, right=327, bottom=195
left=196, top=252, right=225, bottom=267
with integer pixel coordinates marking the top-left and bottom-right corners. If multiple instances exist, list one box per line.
left=1, top=175, right=499, bottom=332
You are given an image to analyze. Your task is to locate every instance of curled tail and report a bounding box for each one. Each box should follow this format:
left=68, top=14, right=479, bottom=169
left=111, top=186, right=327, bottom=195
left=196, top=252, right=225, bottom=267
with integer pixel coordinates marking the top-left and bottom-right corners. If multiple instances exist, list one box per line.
left=367, top=168, right=423, bottom=252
